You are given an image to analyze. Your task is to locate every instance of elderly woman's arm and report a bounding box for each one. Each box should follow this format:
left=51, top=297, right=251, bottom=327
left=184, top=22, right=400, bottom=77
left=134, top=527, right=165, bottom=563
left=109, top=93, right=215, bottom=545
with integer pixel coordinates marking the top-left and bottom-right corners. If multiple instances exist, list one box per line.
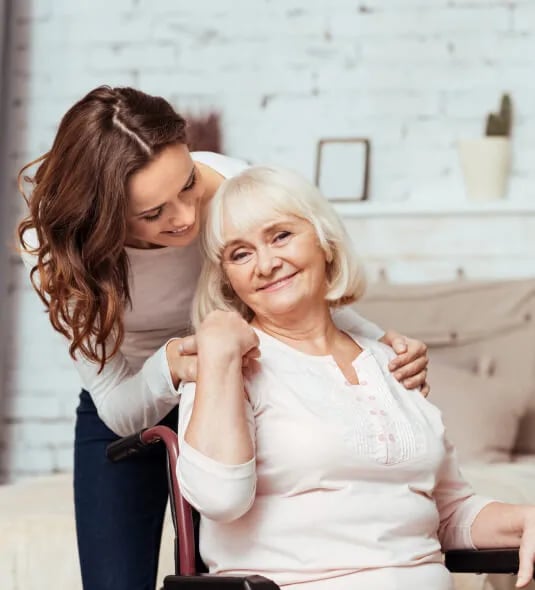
left=177, top=380, right=256, bottom=523
left=434, top=436, right=495, bottom=551
left=176, top=310, right=259, bottom=522
left=470, top=502, right=535, bottom=587
left=183, top=347, right=254, bottom=465
left=433, top=436, right=535, bottom=587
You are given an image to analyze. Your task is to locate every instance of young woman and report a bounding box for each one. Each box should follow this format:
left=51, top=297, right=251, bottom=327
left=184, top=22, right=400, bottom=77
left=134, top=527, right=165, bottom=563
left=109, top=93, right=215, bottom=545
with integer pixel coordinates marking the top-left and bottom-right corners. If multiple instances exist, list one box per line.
left=178, top=166, right=535, bottom=590
left=18, top=86, right=430, bottom=590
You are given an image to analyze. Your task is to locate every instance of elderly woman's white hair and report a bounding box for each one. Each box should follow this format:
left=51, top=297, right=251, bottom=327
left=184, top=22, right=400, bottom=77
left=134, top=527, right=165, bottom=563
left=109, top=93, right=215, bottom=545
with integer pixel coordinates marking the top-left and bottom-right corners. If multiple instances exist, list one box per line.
left=192, top=166, right=366, bottom=328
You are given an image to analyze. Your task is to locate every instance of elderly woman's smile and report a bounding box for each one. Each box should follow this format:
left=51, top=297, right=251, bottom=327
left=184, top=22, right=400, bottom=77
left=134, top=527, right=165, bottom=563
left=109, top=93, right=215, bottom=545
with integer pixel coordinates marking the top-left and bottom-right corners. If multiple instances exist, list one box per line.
left=256, top=270, right=300, bottom=292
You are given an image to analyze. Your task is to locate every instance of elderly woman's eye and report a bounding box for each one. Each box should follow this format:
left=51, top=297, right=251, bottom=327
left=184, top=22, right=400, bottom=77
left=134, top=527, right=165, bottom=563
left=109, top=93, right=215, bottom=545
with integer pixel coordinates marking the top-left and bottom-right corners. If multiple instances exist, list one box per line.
left=274, top=231, right=291, bottom=242
left=231, top=250, right=251, bottom=262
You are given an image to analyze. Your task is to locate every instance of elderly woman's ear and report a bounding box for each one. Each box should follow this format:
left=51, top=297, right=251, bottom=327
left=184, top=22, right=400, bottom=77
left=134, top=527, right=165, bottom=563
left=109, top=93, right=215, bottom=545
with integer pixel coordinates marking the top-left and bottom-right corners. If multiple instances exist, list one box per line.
left=381, top=330, right=430, bottom=397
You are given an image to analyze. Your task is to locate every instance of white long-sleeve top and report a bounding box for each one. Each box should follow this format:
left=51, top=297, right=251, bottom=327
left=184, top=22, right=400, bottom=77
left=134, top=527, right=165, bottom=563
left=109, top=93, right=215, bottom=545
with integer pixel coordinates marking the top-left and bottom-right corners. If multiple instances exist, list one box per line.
left=20, top=151, right=383, bottom=435
left=177, top=328, right=493, bottom=590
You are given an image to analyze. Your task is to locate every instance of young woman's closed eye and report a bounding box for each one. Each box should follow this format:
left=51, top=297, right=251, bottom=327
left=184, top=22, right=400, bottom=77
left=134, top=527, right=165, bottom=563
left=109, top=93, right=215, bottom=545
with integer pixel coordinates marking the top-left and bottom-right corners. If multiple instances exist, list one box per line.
left=142, top=169, right=198, bottom=223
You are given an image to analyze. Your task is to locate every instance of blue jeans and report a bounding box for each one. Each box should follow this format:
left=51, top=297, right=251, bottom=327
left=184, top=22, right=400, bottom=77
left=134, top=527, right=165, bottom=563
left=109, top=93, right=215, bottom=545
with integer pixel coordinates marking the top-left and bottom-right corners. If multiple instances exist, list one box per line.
left=74, top=389, right=178, bottom=590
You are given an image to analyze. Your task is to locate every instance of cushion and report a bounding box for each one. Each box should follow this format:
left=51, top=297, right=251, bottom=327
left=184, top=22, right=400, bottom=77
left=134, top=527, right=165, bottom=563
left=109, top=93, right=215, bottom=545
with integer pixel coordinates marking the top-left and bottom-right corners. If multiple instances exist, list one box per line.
left=426, top=362, right=530, bottom=464
left=354, top=279, right=535, bottom=457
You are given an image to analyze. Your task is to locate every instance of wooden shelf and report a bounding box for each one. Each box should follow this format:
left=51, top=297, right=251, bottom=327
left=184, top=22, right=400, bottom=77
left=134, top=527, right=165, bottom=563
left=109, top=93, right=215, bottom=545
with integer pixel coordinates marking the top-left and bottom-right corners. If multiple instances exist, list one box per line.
left=332, top=200, right=535, bottom=218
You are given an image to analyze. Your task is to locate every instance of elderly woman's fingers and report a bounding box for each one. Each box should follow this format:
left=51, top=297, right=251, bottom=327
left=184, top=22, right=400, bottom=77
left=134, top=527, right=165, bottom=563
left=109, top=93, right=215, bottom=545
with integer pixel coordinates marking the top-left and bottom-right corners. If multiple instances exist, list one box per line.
left=516, top=534, right=535, bottom=588
left=243, top=347, right=261, bottom=373
left=245, top=346, right=261, bottom=360
left=179, top=335, right=198, bottom=355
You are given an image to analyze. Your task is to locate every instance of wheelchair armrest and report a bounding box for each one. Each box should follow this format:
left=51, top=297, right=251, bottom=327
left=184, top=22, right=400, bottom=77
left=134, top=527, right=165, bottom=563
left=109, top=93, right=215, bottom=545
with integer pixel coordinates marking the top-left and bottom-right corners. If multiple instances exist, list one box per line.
left=445, top=548, right=521, bottom=575
left=163, top=574, right=281, bottom=589
left=106, top=429, right=150, bottom=461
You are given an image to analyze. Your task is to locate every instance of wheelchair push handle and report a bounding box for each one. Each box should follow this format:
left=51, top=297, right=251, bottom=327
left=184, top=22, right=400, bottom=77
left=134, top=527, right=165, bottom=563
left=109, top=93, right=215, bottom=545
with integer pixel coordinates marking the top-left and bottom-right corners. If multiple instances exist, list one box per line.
left=106, top=429, right=149, bottom=462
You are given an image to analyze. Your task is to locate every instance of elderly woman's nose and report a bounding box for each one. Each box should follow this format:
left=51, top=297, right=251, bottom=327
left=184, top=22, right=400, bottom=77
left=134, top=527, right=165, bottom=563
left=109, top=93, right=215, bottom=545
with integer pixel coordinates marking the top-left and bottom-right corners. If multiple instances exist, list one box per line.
left=255, top=248, right=282, bottom=275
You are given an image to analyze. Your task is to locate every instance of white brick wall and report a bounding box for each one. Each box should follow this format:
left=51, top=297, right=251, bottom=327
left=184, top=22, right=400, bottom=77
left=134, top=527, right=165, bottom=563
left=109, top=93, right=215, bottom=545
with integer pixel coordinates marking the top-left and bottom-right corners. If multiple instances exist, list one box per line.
left=3, top=0, right=535, bottom=480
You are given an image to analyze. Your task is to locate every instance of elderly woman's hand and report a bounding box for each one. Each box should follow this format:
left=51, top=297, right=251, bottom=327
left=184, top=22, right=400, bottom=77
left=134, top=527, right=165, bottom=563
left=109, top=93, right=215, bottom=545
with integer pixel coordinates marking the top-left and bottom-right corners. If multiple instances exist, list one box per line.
left=197, top=310, right=260, bottom=359
left=516, top=508, right=535, bottom=588
left=166, top=313, right=260, bottom=387
left=380, top=330, right=429, bottom=397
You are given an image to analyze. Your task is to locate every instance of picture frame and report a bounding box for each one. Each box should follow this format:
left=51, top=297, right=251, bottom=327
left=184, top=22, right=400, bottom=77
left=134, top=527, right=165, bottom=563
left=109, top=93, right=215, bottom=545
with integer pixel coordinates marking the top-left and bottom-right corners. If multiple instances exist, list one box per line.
left=314, top=137, right=371, bottom=202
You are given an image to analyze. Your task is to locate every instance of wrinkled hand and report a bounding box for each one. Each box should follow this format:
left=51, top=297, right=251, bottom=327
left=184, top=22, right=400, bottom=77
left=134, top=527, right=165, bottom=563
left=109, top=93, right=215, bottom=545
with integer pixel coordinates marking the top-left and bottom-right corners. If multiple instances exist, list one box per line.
left=166, top=317, right=260, bottom=386
left=516, top=510, right=535, bottom=587
left=197, top=310, right=260, bottom=360
left=380, top=330, right=430, bottom=397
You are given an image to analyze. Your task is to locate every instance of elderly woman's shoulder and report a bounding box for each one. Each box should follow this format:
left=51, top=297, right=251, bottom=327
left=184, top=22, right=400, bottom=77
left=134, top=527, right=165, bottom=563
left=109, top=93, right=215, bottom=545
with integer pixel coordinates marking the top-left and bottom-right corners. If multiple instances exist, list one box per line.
left=350, top=333, right=396, bottom=363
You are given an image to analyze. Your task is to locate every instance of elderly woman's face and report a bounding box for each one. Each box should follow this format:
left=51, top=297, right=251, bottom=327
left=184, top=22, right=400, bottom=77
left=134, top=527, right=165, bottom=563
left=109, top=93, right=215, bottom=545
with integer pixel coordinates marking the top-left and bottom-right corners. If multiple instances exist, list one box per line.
left=221, top=214, right=329, bottom=319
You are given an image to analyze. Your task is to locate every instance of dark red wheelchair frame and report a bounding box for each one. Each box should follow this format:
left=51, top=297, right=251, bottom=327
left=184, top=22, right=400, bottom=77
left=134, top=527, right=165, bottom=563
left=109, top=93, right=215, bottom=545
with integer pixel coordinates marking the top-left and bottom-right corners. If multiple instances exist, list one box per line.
left=107, top=425, right=529, bottom=589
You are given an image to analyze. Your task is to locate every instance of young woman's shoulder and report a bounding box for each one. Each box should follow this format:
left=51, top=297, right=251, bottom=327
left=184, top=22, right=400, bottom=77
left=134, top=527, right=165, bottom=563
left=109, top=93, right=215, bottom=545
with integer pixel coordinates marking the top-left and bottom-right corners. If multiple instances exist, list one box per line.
left=191, top=151, right=250, bottom=180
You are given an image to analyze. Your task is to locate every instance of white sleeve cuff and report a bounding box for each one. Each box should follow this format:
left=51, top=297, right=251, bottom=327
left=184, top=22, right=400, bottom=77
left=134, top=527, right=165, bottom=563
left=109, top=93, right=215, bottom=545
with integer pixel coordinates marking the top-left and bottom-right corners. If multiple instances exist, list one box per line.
left=141, top=340, right=180, bottom=401
left=177, top=439, right=257, bottom=522
left=465, top=497, right=496, bottom=549
left=444, top=496, right=496, bottom=550
left=179, top=438, right=256, bottom=480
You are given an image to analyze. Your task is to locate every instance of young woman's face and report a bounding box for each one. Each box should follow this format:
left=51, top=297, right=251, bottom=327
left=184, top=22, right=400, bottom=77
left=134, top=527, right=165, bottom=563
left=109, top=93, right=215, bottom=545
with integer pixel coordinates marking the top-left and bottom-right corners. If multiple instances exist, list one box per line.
left=126, top=143, right=207, bottom=248
left=221, top=213, right=329, bottom=320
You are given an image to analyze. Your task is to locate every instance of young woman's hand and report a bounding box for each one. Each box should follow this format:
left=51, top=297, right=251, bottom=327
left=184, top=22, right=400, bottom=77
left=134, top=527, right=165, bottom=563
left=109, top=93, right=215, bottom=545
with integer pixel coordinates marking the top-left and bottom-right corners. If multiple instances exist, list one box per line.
left=380, top=330, right=430, bottom=396
left=166, top=336, right=198, bottom=387
left=165, top=335, right=199, bottom=387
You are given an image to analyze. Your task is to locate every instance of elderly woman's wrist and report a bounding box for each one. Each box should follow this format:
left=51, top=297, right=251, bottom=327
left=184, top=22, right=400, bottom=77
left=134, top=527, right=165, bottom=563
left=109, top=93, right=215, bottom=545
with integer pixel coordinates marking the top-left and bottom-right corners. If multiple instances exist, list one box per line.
left=198, top=339, right=243, bottom=364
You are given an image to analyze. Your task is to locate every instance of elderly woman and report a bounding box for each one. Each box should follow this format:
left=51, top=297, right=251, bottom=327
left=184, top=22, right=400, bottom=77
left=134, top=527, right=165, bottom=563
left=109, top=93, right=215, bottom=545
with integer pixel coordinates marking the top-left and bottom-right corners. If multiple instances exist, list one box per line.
left=177, top=166, right=535, bottom=590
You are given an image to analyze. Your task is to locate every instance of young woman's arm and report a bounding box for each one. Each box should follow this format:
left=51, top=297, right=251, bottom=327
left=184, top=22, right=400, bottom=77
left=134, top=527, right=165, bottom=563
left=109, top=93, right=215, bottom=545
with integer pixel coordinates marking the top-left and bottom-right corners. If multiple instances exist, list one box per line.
left=331, top=306, right=385, bottom=340
left=20, top=242, right=190, bottom=436
left=73, top=343, right=182, bottom=436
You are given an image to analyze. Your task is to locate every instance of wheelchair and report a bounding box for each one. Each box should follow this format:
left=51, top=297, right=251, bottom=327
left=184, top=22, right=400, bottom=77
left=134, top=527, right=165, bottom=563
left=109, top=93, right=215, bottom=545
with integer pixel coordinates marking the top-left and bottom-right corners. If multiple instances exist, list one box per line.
left=107, top=425, right=530, bottom=589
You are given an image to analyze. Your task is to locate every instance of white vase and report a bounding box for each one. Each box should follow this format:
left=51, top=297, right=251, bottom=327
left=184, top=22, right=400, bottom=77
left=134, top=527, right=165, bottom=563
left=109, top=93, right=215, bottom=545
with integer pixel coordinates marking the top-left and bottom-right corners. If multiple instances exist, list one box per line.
left=458, top=137, right=511, bottom=201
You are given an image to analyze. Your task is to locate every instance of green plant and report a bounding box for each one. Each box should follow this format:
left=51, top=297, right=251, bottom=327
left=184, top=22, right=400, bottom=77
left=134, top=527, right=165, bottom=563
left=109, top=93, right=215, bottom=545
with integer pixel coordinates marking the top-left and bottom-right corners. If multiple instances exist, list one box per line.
left=485, top=93, right=512, bottom=137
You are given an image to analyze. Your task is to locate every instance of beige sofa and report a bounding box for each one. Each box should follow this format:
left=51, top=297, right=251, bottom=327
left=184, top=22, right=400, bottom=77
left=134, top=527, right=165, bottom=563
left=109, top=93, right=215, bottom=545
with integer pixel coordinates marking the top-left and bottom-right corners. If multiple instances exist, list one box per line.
left=2, top=279, right=535, bottom=590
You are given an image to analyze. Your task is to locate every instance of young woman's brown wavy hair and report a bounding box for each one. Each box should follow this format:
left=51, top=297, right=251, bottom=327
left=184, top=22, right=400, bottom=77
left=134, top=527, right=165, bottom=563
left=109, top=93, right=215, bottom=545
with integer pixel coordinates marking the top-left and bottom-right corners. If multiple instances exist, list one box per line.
left=17, top=86, right=187, bottom=371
